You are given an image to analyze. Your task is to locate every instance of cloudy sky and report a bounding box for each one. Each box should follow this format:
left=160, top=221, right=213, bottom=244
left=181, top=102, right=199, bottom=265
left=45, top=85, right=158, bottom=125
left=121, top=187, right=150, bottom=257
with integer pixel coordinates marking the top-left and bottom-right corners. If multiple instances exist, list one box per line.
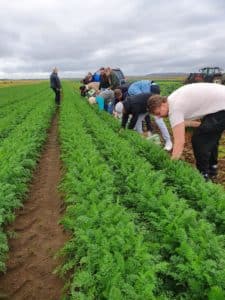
left=1, top=0, right=225, bottom=78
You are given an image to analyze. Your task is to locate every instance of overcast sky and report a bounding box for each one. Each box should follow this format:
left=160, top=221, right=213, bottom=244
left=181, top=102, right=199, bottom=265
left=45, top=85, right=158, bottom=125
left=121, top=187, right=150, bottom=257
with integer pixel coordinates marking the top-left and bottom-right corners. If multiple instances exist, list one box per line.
left=1, top=0, right=225, bottom=78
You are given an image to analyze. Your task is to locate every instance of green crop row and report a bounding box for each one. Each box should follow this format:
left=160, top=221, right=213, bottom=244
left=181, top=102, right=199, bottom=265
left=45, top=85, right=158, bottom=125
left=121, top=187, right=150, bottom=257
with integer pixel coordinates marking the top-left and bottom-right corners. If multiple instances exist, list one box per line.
left=67, top=83, right=225, bottom=299
left=155, top=81, right=183, bottom=96
left=0, top=90, right=52, bottom=141
left=0, top=86, right=55, bottom=272
left=58, top=85, right=172, bottom=299
left=89, top=91, right=225, bottom=234
left=0, top=82, right=49, bottom=110
left=0, top=86, right=51, bottom=121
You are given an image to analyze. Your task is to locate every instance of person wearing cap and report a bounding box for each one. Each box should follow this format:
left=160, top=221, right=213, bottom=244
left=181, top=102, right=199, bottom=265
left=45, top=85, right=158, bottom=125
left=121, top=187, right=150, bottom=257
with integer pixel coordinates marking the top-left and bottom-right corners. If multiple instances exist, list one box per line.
left=126, top=80, right=172, bottom=151
left=50, top=67, right=62, bottom=106
left=147, top=82, right=225, bottom=180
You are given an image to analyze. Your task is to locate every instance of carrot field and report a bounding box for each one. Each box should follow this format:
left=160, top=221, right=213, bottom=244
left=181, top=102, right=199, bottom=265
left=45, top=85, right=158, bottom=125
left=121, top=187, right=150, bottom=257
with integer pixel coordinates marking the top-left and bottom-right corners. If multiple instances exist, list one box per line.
left=0, top=81, right=225, bottom=299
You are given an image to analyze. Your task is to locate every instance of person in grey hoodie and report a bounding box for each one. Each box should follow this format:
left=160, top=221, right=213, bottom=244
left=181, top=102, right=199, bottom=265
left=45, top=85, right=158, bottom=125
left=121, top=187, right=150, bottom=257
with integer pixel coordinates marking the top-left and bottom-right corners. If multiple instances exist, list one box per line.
left=50, top=67, right=62, bottom=105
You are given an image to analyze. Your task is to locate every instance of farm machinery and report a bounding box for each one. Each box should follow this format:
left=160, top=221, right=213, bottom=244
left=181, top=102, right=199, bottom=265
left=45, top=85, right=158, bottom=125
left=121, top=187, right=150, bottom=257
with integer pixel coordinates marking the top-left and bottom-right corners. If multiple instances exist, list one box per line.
left=184, top=67, right=225, bottom=84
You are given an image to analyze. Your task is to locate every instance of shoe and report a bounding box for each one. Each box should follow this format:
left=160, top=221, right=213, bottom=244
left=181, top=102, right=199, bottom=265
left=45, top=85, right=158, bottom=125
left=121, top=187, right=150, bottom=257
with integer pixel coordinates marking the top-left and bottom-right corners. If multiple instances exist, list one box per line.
left=209, top=164, right=218, bottom=177
left=201, top=173, right=210, bottom=182
left=164, top=140, right=173, bottom=151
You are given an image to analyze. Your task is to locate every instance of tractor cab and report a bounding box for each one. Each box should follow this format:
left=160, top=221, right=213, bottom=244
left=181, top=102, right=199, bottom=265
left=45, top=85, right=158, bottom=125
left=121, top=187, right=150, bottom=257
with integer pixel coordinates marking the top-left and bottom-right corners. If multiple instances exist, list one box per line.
left=184, top=67, right=225, bottom=84
left=199, top=67, right=223, bottom=83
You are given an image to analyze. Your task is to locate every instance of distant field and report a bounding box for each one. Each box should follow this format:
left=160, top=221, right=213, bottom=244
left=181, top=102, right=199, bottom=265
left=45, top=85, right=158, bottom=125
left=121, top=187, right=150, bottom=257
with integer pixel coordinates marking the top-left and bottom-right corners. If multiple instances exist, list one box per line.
left=127, top=75, right=186, bottom=82
left=0, top=80, right=45, bottom=88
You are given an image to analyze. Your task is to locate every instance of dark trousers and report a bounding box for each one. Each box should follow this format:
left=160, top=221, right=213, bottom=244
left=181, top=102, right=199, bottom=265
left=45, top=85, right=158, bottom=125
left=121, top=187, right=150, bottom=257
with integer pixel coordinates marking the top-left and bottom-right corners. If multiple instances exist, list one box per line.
left=52, top=88, right=61, bottom=105
left=144, top=115, right=153, bottom=132
left=191, top=110, right=225, bottom=174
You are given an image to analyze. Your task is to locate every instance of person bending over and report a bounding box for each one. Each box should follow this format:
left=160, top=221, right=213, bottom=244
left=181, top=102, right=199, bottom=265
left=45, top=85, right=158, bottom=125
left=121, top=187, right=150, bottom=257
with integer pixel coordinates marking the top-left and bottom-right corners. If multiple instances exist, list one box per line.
left=147, top=82, right=225, bottom=180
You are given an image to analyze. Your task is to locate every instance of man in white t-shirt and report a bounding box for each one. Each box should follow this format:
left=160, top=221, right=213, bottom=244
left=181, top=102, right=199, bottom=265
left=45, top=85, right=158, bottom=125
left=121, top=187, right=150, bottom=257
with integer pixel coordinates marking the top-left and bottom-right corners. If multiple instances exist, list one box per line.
left=147, top=83, right=225, bottom=180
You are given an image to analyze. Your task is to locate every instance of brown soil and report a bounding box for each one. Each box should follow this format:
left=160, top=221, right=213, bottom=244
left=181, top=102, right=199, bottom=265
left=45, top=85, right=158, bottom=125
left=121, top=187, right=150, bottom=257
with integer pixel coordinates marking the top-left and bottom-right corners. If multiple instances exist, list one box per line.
left=0, top=111, right=68, bottom=300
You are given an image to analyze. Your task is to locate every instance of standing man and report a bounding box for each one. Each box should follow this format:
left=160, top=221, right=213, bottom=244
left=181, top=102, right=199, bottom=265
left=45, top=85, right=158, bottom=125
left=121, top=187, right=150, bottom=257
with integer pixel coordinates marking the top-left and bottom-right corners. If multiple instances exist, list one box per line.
left=147, top=83, right=225, bottom=180
left=50, top=67, right=62, bottom=106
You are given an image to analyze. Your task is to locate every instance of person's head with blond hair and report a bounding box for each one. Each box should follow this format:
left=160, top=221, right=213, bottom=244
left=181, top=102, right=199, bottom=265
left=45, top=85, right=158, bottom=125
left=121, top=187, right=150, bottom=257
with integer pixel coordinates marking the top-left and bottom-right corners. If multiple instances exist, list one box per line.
left=52, top=67, right=58, bottom=73
left=147, top=95, right=169, bottom=117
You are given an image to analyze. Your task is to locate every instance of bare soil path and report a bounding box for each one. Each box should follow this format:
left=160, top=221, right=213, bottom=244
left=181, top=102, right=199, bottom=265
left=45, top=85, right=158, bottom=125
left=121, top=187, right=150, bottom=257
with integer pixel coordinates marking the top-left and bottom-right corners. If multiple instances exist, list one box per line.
left=0, top=111, right=68, bottom=300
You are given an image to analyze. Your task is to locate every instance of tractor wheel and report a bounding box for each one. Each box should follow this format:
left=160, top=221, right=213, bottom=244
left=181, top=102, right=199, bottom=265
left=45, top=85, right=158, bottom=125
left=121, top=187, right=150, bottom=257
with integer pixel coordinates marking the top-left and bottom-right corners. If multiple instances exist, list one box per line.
left=213, top=77, right=222, bottom=84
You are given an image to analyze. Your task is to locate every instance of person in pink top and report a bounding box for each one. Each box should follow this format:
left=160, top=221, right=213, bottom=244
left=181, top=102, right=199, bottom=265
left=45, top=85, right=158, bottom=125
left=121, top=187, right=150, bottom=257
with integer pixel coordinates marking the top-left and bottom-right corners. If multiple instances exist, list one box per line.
left=147, top=83, right=225, bottom=180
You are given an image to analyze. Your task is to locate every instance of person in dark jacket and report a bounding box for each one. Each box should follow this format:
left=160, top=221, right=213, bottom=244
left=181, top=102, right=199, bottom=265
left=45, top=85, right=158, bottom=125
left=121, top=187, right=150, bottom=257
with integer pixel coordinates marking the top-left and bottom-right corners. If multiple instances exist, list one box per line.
left=114, top=89, right=153, bottom=135
left=115, top=92, right=172, bottom=151
left=118, top=93, right=152, bottom=132
left=50, top=67, right=62, bottom=105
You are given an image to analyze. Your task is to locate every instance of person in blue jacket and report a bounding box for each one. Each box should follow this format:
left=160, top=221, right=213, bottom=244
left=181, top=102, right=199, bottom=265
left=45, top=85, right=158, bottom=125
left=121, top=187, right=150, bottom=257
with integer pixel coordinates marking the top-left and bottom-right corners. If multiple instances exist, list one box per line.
left=128, top=80, right=160, bottom=96
left=92, top=67, right=104, bottom=82
left=127, top=80, right=172, bottom=151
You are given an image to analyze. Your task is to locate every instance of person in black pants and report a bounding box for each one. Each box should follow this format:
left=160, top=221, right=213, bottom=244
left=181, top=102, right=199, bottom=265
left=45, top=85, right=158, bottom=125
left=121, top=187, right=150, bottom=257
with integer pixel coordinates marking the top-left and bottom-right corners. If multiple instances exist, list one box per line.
left=191, top=110, right=225, bottom=178
left=114, top=88, right=153, bottom=132
left=50, top=67, right=61, bottom=105
left=148, top=83, right=225, bottom=180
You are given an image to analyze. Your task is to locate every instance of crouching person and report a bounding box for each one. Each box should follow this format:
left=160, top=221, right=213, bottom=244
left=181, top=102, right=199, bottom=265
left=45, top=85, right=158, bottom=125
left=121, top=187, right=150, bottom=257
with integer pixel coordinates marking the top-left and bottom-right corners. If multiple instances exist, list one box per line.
left=147, top=82, right=225, bottom=180
left=127, top=80, right=172, bottom=150
left=87, top=96, right=104, bottom=111
left=98, top=89, right=115, bottom=114
left=113, top=88, right=127, bottom=118
left=115, top=92, right=172, bottom=151
left=114, top=93, right=166, bottom=145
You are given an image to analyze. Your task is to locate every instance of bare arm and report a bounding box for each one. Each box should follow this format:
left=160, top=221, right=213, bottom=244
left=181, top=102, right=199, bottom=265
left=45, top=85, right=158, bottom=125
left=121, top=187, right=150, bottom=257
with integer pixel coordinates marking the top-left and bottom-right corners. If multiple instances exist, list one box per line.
left=171, top=122, right=185, bottom=159
left=184, top=120, right=201, bottom=127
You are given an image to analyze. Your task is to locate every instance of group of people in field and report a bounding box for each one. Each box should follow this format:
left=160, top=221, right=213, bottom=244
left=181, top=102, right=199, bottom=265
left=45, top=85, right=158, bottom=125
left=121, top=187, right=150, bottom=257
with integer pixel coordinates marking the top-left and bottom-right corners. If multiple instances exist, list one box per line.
left=81, top=67, right=173, bottom=151
left=50, top=67, right=225, bottom=182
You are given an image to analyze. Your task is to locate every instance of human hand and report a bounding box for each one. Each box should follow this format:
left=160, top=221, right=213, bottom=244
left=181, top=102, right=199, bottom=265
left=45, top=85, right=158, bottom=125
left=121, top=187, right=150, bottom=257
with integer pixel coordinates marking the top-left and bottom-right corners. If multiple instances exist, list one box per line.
left=191, top=121, right=201, bottom=127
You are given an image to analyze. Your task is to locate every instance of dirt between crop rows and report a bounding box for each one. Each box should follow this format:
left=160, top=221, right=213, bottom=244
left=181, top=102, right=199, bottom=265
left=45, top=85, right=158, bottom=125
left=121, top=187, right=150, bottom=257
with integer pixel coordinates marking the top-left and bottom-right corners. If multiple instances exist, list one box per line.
left=0, top=111, right=68, bottom=300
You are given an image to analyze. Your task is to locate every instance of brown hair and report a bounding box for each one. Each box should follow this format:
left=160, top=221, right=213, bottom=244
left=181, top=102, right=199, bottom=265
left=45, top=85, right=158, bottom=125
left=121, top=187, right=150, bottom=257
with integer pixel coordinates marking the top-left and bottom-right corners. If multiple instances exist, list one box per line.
left=114, top=88, right=122, bottom=98
left=147, top=95, right=167, bottom=113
